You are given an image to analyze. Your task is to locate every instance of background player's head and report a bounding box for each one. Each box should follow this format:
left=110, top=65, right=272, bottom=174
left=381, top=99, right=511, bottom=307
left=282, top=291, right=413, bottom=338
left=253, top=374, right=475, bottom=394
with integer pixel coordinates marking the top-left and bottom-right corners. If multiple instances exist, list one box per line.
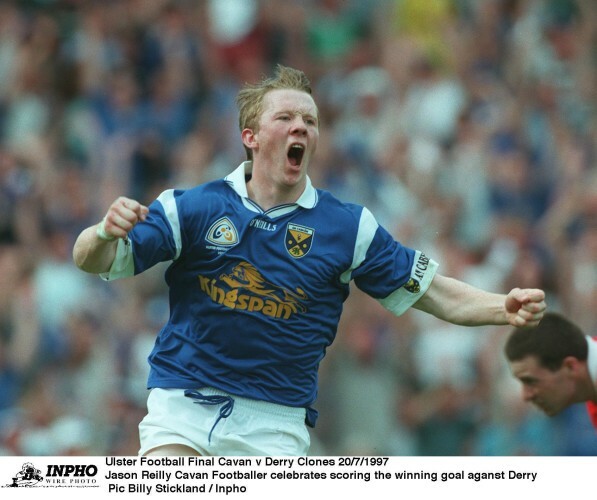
left=504, top=312, right=590, bottom=416
left=236, top=65, right=316, bottom=161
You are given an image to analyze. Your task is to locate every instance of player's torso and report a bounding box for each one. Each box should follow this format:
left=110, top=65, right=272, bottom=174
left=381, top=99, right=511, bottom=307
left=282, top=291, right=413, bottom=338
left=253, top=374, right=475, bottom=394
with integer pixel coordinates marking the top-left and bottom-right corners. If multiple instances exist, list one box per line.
left=167, top=184, right=359, bottom=323
left=145, top=184, right=361, bottom=400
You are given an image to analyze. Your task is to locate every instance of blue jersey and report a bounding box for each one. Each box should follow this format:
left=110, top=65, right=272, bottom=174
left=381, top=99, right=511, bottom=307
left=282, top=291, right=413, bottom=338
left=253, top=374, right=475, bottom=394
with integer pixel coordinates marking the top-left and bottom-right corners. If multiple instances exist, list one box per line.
left=102, top=162, right=438, bottom=414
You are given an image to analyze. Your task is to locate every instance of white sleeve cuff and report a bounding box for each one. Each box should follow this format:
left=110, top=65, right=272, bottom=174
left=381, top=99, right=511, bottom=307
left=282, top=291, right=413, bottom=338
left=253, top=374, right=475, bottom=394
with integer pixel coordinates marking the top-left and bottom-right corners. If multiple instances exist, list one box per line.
left=378, top=251, right=439, bottom=316
left=99, top=238, right=135, bottom=281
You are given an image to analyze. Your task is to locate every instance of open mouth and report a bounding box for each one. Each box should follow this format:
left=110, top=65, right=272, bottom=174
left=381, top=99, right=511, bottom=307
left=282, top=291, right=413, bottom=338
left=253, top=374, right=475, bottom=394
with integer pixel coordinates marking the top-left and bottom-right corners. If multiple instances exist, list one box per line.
left=287, top=144, right=305, bottom=167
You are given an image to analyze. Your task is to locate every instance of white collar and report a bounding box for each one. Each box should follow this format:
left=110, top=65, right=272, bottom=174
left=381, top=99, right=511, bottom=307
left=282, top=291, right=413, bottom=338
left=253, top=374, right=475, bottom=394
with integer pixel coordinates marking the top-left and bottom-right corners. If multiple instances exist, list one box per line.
left=224, top=161, right=318, bottom=212
left=587, top=336, right=597, bottom=388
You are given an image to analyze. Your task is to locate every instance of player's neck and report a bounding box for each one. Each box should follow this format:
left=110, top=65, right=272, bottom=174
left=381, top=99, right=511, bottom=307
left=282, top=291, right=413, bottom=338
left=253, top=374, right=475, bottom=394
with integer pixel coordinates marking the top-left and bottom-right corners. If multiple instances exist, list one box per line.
left=246, top=173, right=305, bottom=212
left=578, top=364, right=597, bottom=403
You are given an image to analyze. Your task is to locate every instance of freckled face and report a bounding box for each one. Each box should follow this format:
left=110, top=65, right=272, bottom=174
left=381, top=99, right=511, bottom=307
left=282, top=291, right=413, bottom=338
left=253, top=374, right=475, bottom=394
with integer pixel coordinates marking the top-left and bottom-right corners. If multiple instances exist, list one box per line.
left=510, top=356, right=577, bottom=416
left=244, top=89, right=319, bottom=190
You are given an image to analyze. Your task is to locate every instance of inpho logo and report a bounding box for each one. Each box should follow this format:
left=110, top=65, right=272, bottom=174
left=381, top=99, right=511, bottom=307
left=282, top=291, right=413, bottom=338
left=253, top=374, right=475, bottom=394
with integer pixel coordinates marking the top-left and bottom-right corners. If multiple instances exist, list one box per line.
left=46, top=464, right=98, bottom=477
left=2, top=462, right=99, bottom=488
left=5, top=463, right=43, bottom=487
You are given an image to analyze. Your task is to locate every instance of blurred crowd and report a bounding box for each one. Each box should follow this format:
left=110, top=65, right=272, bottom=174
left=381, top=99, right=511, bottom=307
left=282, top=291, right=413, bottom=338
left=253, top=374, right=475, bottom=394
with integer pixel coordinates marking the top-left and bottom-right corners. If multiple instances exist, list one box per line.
left=0, top=0, right=595, bottom=456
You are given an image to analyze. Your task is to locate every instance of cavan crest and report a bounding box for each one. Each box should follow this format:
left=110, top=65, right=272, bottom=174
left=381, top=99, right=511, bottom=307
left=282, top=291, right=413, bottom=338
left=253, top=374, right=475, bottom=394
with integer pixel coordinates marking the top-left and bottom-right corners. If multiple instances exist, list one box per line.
left=285, top=223, right=314, bottom=258
left=404, top=278, right=421, bottom=294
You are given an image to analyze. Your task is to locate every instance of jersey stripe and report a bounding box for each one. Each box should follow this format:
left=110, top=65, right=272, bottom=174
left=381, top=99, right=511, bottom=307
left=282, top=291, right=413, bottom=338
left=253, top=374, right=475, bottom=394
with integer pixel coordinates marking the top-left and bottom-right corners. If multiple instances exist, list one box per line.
left=157, top=189, right=182, bottom=260
left=340, top=207, right=378, bottom=284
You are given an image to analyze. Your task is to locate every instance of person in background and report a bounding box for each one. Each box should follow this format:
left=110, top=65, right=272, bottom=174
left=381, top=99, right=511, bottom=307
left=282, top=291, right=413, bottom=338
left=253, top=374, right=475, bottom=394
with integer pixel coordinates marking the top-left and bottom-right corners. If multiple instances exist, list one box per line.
left=505, top=312, right=597, bottom=429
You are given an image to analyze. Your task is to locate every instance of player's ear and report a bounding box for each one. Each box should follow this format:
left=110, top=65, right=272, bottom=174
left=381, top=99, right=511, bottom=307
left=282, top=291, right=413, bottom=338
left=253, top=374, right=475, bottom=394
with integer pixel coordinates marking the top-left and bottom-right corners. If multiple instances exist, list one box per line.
left=562, top=356, right=582, bottom=376
left=241, top=128, right=258, bottom=152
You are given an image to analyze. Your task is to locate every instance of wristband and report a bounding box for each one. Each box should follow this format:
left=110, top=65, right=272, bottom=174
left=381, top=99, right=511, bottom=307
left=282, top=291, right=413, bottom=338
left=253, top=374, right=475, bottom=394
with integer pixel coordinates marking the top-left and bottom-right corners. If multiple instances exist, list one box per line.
left=96, top=218, right=116, bottom=241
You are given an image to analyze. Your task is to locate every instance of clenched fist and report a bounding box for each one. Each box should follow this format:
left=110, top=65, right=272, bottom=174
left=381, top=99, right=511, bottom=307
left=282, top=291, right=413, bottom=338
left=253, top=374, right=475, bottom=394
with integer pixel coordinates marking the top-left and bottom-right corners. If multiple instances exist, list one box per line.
left=98, top=197, right=149, bottom=241
left=504, top=288, right=546, bottom=328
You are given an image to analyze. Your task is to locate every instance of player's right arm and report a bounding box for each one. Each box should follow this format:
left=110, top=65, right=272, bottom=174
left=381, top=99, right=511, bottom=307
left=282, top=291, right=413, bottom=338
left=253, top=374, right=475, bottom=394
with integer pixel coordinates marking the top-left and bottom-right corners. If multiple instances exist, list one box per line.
left=73, top=197, right=149, bottom=274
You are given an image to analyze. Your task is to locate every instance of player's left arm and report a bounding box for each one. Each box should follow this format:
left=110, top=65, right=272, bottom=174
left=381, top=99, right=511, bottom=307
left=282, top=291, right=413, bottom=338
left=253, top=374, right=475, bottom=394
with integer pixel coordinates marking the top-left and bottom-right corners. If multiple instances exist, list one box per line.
left=412, top=273, right=546, bottom=328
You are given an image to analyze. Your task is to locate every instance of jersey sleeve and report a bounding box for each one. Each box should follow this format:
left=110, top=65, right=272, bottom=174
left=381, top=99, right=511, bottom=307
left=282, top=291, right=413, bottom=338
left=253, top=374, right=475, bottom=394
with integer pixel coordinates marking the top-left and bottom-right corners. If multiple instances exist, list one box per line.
left=99, top=189, right=182, bottom=281
left=346, top=207, right=438, bottom=315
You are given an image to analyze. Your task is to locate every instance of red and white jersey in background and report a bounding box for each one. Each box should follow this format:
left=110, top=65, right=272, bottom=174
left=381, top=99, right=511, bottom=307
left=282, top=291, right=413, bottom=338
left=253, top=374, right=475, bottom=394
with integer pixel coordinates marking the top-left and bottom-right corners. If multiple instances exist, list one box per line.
left=586, top=336, right=597, bottom=428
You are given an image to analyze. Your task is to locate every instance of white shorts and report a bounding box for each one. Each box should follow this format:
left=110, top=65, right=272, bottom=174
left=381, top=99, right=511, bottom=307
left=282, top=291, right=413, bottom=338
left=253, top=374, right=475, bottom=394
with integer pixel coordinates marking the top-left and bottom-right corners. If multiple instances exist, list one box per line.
left=138, top=388, right=310, bottom=456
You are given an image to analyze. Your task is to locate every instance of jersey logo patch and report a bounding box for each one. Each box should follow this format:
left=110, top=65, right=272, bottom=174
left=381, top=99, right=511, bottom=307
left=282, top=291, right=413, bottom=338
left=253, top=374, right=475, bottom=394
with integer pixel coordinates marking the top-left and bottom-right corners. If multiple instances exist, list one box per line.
left=220, top=262, right=308, bottom=313
left=197, top=261, right=309, bottom=319
left=285, top=223, right=314, bottom=258
left=404, top=278, right=421, bottom=293
left=206, top=217, right=239, bottom=247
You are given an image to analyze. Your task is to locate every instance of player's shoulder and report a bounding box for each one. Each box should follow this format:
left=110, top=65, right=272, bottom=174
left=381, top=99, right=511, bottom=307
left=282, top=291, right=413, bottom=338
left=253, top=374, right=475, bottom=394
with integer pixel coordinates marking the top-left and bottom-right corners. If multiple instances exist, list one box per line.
left=315, top=188, right=365, bottom=216
left=167, top=178, right=233, bottom=205
left=151, top=179, right=234, bottom=224
left=314, top=188, right=370, bottom=226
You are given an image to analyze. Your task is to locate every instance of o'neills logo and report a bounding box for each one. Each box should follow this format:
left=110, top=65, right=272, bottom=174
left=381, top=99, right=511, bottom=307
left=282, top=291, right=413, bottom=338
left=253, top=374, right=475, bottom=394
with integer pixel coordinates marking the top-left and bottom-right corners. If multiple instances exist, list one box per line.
left=198, top=261, right=308, bottom=319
